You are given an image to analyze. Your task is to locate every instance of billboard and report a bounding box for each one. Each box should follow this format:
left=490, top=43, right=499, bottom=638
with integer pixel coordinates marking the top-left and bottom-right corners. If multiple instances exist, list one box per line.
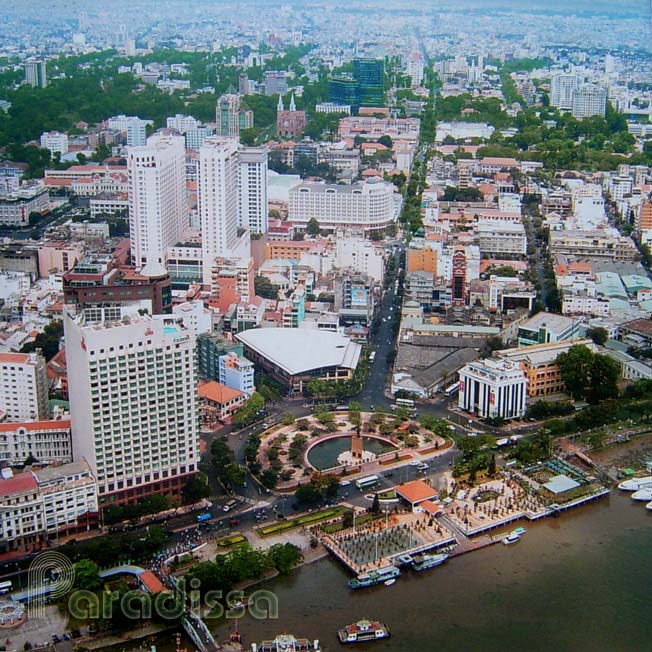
left=350, top=287, right=368, bottom=306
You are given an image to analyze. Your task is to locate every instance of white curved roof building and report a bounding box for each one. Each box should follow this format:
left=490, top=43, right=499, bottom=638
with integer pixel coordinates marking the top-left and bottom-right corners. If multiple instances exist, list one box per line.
left=235, top=328, right=362, bottom=392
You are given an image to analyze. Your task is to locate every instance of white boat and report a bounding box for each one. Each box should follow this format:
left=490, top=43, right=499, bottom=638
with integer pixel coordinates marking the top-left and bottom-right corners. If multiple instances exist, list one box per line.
left=631, top=488, right=652, bottom=501
left=618, top=476, right=652, bottom=491
left=384, top=579, right=396, bottom=586
left=502, top=532, right=521, bottom=545
left=646, top=501, right=652, bottom=512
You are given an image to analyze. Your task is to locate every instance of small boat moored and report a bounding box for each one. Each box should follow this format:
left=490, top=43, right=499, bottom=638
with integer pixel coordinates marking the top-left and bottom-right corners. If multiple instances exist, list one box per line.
left=502, top=532, right=521, bottom=545
left=348, top=566, right=400, bottom=589
left=255, top=633, right=320, bottom=651
left=618, top=475, right=652, bottom=491
left=411, top=553, right=449, bottom=572
left=646, top=501, right=652, bottom=511
left=631, top=488, right=652, bottom=501
left=337, top=619, right=390, bottom=644
left=383, top=579, right=396, bottom=586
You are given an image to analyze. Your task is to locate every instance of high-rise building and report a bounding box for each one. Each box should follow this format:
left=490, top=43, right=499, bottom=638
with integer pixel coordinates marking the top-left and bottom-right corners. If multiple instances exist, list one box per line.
left=636, top=197, right=652, bottom=244
left=328, top=75, right=360, bottom=112
left=199, top=137, right=241, bottom=286
left=238, top=146, right=269, bottom=234
left=0, top=352, right=48, bottom=422
left=353, top=57, right=384, bottom=107
left=551, top=73, right=580, bottom=111
left=451, top=246, right=467, bottom=306
left=24, top=60, right=47, bottom=88
left=127, top=132, right=187, bottom=273
left=264, top=71, right=288, bottom=96
left=216, top=94, right=254, bottom=138
left=64, top=307, right=200, bottom=508
left=571, top=84, right=607, bottom=119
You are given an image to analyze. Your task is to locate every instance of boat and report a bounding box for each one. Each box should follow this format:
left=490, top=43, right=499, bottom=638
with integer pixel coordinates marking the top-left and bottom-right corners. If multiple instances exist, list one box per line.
left=337, top=619, right=391, bottom=644
left=395, top=554, right=414, bottom=568
left=631, top=488, right=652, bottom=501
left=255, top=633, right=320, bottom=651
left=383, top=579, right=396, bottom=586
left=348, top=566, right=401, bottom=589
left=646, top=501, right=652, bottom=512
left=411, top=553, right=449, bottom=572
left=502, top=532, right=521, bottom=545
left=511, top=526, right=527, bottom=536
left=618, top=475, right=652, bottom=491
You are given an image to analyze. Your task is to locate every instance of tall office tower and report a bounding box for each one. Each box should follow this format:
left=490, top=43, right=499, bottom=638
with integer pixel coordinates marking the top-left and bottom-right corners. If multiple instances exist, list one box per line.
left=239, top=74, right=250, bottom=96
left=329, top=75, right=360, bottom=112
left=571, top=84, right=607, bottom=119
left=353, top=57, right=384, bottom=107
left=64, top=307, right=200, bottom=508
left=215, top=94, right=254, bottom=138
left=127, top=132, right=187, bottom=274
left=0, top=351, right=48, bottom=422
left=238, top=146, right=268, bottom=234
left=24, top=60, right=47, bottom=88
left=550, top=73, right=580, bottom=111
left=199, top=137, right=241, bottom=286
left=451, top=246, right=467, bottom=307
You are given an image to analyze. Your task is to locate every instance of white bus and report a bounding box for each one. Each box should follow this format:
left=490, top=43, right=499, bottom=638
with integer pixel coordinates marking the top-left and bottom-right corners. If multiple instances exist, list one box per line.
left=395, top=397, right=415, bottom=408
left=0, top=580, right=12, bottom=594
left=443, top=381, right=460, bottom=397
left=356, top=475, right=379, bottom=491
left=369, top=351, right=376, bottom=362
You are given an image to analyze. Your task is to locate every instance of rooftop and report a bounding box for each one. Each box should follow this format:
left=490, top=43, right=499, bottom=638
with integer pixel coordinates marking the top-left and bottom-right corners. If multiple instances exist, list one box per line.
left=197, top=381, right=243, bottom=404
left=396, top=480, right=438, bottom=505
left=235, top=328, right=361, bottom=376
left=519, top=312, right=576, bottom=334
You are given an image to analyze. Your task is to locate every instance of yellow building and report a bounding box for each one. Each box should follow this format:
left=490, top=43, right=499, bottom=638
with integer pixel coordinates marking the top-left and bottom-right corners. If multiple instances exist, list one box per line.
left=407, top=246, right=437, bottom=274
left=498, top=339, right=596, bottom=398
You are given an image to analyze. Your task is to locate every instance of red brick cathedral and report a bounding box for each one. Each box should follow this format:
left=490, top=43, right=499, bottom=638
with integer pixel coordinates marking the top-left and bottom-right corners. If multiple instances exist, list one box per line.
left=277, top=93, right=306, bottom=138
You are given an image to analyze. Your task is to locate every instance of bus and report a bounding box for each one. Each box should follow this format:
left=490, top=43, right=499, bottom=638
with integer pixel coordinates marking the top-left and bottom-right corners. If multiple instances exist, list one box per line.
left=195, top=512, right=212, bottom=523
left=356, top=475, right=379, bottom=491
left=369, top=351, right=376, bottom=362
left=395, top=397, right=415, bottom=408
left=0, top=580, right=12, bottom=595
left=443, top=381, right=460, bottom=397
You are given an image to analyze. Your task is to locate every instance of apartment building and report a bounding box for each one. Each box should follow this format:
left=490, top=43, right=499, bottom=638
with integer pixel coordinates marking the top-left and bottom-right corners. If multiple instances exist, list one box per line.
left=0, top=352, right=48, bottom=422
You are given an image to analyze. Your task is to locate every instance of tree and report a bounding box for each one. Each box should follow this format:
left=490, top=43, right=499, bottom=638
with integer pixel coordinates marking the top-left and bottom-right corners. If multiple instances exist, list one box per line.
left=378, top=134, right=393, bottom=148
left=267, top=543, right=301, bottom=574
left=370, top=493, right=380, bottom=514
left=182, top=476, right=211, bottom=504
left=73, top=559, right=102, bottom=591
left=254, top=275, right=279, bottom=299
left=20, top=320, right=63, bottom=361
left=586, top=354, right=620, bottom=405
left=280, top=412, right=295, bottom=426
left=261, top=468, right=279, bottom=490
left=306, top=217, right=320, bottom=236
left=556, top=345, right=595, bottom=400
left=587, top=327, right=609, bottom=346
left=488, top=454, right=497, bottom=477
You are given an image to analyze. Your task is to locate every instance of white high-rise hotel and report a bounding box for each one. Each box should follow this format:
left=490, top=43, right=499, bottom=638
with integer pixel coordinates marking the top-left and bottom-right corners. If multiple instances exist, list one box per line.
left=0, top=352, right=48, bottom=422
left=64, top=307, right=200, bottom=507
left=238, top=147, right=268, bottom=235
left=127, top=133, right=186, bottom=273
left=198, top=137, right=241, bottom=287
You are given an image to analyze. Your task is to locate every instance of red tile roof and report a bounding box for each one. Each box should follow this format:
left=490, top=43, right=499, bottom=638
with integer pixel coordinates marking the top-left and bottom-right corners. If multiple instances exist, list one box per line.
left=0, top=472, right=38, bottom=497
left=0, top=420, right=71, bottom=433
left=198, top=381, right=244, bottom=405
left=139, top=570, right=165, bottom=594
left=396, top=480, right=438, bottom=505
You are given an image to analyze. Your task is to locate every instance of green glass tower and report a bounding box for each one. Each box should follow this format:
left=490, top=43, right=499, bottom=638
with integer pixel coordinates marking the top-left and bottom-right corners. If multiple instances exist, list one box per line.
left=353, top=57, right=384, bottom=107
left=328, top=74, right=359, bottom=112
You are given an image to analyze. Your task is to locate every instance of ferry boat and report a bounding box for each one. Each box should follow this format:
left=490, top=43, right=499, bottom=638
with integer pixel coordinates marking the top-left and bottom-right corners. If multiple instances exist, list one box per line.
left=411, top=553, right=449, bottom=572
left=254, top=634, right=320, bottom=651
left=348, top=566, right=401, bottom=589
left=502, top=532, right=521, bottom=545
left=511, top=526, right=527, bottom=536
left=618, top=475, right=652, bottom=491
left=631, top=488, right=652, bottom=501
left=337, top=619, right=391, bottom=644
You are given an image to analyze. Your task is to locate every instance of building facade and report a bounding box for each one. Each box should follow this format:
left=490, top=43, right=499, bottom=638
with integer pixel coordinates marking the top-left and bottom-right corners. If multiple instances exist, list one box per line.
left=238, top=146, right=268, bottom=234
left=0, top=352, right=48, bottom=422
left=64, top=308, right=200, bottom=509
left=127, top=133, right=187, bottom=272
left=0, top=420, right=72, bottom=466
left=458, top=358, right=527, bottom=420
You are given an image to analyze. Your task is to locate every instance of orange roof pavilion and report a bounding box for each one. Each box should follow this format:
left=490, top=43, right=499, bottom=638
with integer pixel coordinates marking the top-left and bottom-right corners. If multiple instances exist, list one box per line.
left=396, top=480, right=438, bottom=506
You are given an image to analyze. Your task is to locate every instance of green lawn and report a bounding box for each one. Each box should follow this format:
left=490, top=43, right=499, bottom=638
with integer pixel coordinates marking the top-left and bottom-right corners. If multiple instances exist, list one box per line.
left=216, top=533, right=247, bottom=548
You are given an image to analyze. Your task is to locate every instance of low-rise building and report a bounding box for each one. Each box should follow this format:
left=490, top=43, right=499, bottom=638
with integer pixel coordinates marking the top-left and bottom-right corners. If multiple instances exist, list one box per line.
left=197, top=381, right=246, bottom=426
left=0, top=186, right=50, bottom=227
left=219, top=351, right=255, bottom=396
left=458, top=358, right=528, bottom=420
left=517, top=312, right=582, bottom=347
left=0, top=420, right=72, bottom=466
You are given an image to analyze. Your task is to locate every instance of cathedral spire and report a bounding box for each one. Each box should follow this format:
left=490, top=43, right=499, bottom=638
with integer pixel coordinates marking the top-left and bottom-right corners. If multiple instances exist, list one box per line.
left=277, top=94, right=284, bottom=111
left=289, top=92, right=296, bottom=111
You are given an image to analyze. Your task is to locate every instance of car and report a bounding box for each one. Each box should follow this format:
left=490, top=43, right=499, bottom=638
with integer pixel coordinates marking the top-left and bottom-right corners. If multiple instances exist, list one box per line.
left=408, top=460, right=421, bottom=466
left=339, top=480, right=351, bottom=486
left=385, top=471, right=394, bottom=477
left=370, top=404, right=375, bottom=411
left=418, top=463, right=429, bottom=470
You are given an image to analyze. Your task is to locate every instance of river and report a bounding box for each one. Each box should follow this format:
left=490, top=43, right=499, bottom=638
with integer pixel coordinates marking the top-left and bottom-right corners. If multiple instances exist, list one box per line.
left=204, top=492, right=651, bottom=652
